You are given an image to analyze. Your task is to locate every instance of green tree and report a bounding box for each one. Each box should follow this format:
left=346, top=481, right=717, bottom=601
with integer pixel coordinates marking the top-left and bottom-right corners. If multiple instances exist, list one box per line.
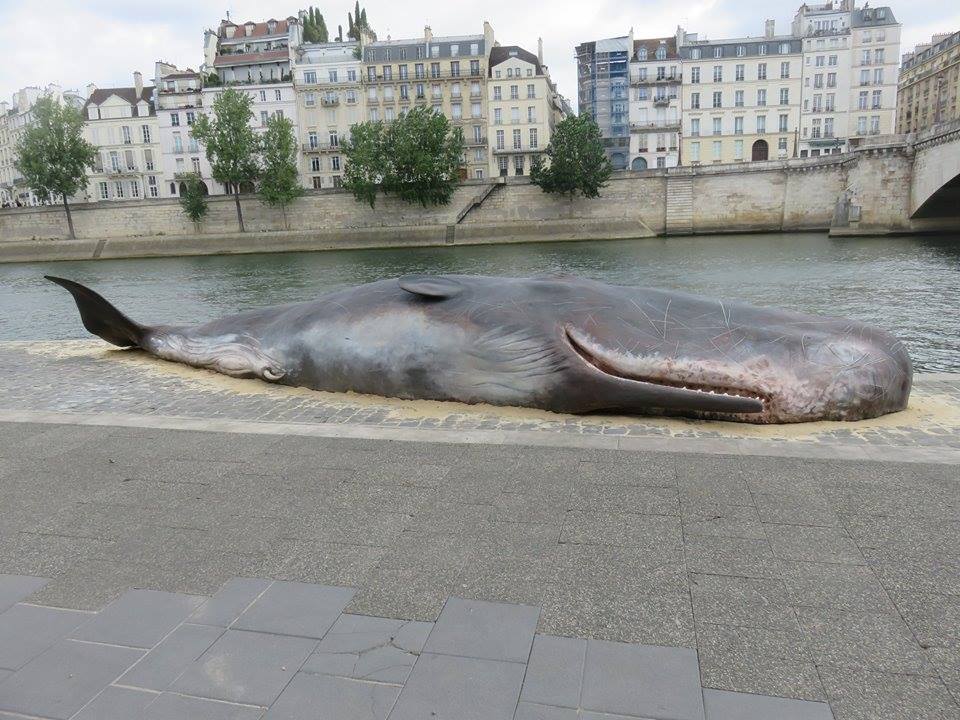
left=14, top=96, right=96, bottom=239
left=302, top=7, right=328, bottom=43
left=342, top=121, right=385, bottom=208
left=530, top=114, right=612, bottom=199
left=190, top=87, right=260, bottom=232
left=178, top=173, right=209, bottom=227
left=342, top=107, right=464, bottom=209
left=258, top=114, right=303, bottom=228
left=383, top=107, right=464, bottom=207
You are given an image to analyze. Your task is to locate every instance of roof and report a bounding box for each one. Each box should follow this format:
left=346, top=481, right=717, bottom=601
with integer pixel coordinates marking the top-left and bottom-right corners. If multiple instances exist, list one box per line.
left=163, top=71, right=199, bottom=79
left=214, top=49, right=289, bottom=67
left=220, top=18, right=291, bottom=41
left=489, top=45, right=542, bottom=74
left=633, top=36, right=679, bottom=61
left=851, top=7, right=898, bottom=27
left=83, top=86, right=154, bottom=112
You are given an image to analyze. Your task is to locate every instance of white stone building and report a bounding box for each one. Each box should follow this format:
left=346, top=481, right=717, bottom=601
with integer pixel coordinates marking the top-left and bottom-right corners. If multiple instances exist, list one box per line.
left=81, top=73, right=163, bottom=202
left=487, top=41, right=566, bottom=178
left=293, top=41, right=364, bottom=189
left=154, top=62, right=210, bottom=197
left=628, top=33, right=683, bottom=169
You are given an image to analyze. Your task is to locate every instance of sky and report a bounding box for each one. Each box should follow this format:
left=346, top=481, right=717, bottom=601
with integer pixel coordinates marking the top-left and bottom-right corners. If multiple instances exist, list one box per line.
left=1, top=0, right=958, bottom=111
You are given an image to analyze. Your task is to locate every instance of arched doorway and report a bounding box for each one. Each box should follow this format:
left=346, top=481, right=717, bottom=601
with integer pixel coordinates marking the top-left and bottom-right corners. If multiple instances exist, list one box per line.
left=610, top=153, right=627, bottom=170
left=631, top=157, right=648, bottom=171
left=751, top=140, right=769, bottom=162
left=178, top=180, right=209, bottom=196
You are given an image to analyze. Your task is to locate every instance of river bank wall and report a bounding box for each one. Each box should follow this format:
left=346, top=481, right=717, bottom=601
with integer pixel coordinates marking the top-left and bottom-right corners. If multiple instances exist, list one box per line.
left=1, top=151, right=954, bottom=264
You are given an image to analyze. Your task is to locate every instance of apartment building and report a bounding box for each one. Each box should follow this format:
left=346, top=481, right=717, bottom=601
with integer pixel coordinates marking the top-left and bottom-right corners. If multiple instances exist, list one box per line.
left=82, top=73, right=163, bottom=202
left=154, top=62, right=210, bottom=197
left=849, top=6, right=900, bottom=140
left=294, top=41, right=364, bottom=189
left=487, top=41, right=566, bottom=178
left=681, top=24, right=802, bottom=165
left=363, top=23, right=495, bottom=180
left=0, top=85, right=84, bottom=206
left=200, top=16, right=301, bottom=194
left=628, top=33, right=683, bottom=169
left=575, top=36, right=631, bottom=168
left=898, top=30, right=960, bottom=134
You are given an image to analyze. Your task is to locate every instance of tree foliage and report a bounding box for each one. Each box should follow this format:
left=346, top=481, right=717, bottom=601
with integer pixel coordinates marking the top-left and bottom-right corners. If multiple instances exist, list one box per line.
left=342, top=107, right=464, bottom=209
left=347, top=2, right=374, bottom=40
left=530, top=114, right=612, bottom=199
left=302, top=6, right=328, bottom=43
left=258, top=114, right=303, bottom=224
left=190, top=87, right=260, bottom=231
left=14, top=96, right=97, bottom=238
left=178, top=173, right=209, bottom=224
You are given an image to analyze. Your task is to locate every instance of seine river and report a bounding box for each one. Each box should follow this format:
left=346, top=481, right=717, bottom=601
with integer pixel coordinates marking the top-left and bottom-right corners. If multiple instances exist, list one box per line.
left=1, top=232, right=958, bottom=372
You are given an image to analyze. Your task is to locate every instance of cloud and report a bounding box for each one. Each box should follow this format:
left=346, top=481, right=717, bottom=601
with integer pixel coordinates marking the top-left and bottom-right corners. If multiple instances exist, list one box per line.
left=1, top=0, right=957, bottom=110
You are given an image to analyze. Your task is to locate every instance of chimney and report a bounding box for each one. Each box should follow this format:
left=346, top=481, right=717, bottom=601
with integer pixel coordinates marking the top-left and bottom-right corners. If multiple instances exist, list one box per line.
left=537, top=37, right=543, bottom=65
left=86, top=82, right=97, bottom=99
left=133, top=71, right=143, bottom=98
left=424, top=25, right=432, bottom=42
left=765, top=19, right=775, bottom=38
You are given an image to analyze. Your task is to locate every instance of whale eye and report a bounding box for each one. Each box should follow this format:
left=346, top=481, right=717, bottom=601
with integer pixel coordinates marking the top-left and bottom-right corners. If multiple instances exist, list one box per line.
left=398, top=275, right=464, bottom=299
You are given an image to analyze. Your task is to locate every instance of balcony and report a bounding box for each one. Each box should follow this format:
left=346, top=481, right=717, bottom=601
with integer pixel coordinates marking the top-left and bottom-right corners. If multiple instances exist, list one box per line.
left=653, top=97, right=672, bottom=107
left=630, top=72, right=680, bottom=85
left=302, top=143, right=342, bottom=153
left=630, top=120, right=681, bottom=132
left=320, top=97, right=340, bottom=106
left=466, top=136, right=487, bottom=146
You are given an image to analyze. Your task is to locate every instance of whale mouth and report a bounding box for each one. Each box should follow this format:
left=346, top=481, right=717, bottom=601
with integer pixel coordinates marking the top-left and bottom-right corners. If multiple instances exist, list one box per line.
left=564, top=326, right=766, bottom=414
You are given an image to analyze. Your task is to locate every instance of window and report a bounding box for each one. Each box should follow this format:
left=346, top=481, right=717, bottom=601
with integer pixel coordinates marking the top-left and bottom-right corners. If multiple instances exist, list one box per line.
left=656, top=45, right=667, bottom=60
left=734, top=116, right=743, bottom=135
left=475, top=169, right=484, bottom=179
left=260, top=111, right=268, bottom=126
left=145, top=149, right=154, bottom=170
left=431, top=62, right=440, bottom=78
left=691, top=48, right=701, bottom=60
left=494, top=108, right=502, bottom=124
left=191, top=157, right=201, bottom=173
left=778, top=137, right=788, bottom=151
left=451, top=104, right=462, bottom=119
left=450, top=61, right=460, bottom=77
left=510, top=85, right=519, bottom=100
left=713, top=117, right=722, bottom=135
left=779, top=88, right=789, bottom=105
left=713, top=65, right=722, bottom=82
left=329, top=131, right=339, bottom=147
left=308, top=131, right=318, bottom=149
left=737, top=45, right=745, bottom=57
left=310, top=157, right=320, bottom=172
left=511, top=107, right=520, bottom=124
left=331, top=156, right=341, bottom=171
left=188, top=137, right=198, bottom=153
left=529, top=128, right=538, bottom=148
left=712, top=91, right=722, bottom=108
left=814, top=74, right=824, bottom=89
left=470, top=60, right=480, bottom=76
left=816, top=56, right=825, bottom=67
left=369, top=108, right=378, bottom=122
left=735, top=90, right=744, bottom=107
left=779, top=114, right=788, bottom=132
left=860, top=69, right=870, bottom=86
left=99, top=182, right=108, bottom=200
left=312, top=177, right=322, bottom=190
left=690, top=118, right=700, bottom=137
left=691, top=142, right=700, bottom=162
left=735, top=64, right=745, bottom=81
left=862, top=49, right=871, bottom=65
left=779, top=43, right=790, bottom=54
left=758, top=44, right=767, bottom=56
left=811, top=118, right=822, bottom=138
left=825, top=94, right=835, bottom=112
left=471, top=102, right=481, bottom=118
left=527, top=84, right=535, bottom=99
left=120, top=126, right=130, bottom=144
left=170, top=113, right=180, bottom=127
left=756, top=115, right=766, bottom=134
left=757, top=63, right=767, bottom=80
left=824, top=117, right=834, bottom=138
left=169, top=182, right=177, bottom=196
left=383, top=66, right=392, bottom=80
left=259, top=90, right=266, bottom=102
left=473, top=125, right=482, bottom=142
left=172, top=134, right=182, bottom=153
left=734, top=139, right=743, bottom=160
left=857, top=116, right=867, bottom=134
left=348, top=69, right=357, bottom=82
left=828, top=55, right=838, bottom=66
left=451, top=83, right=461, bottom=98
left=872, top=90, right=882, bottom=109
left=757, top=89, right=767, bottom=106
left=712, top=140, right=722, bottom=160
left=432, top=84, right=441, bottom=99
left=690, top=92, right=700, bottom=109
left=527, top=106, right=535, bottom=123
left=141, top=125, right=151, bottom=143
left=873, top=68, right=884, bottom=84
left=513, top=129, right=521, bottom=149
left=496, top=130, right=504, bottom=149
left=494, top=86, right=502, bottom=100
left=780, top=62, right=790, bottom=79
left=147, top=175, right=158, bottom=197
left=827, top=73, right=836, bottom=88
left=714, top=47, right=722, bottom=58
left=114, top=181, right=124, bottom=199
left=305, top=91, right=316, bottom=107
left=691, top=67, right=700, bottom=83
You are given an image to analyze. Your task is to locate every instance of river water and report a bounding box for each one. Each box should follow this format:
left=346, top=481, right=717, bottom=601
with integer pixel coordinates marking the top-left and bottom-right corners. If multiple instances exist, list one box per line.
left=1, top=232, right=958, bottom=371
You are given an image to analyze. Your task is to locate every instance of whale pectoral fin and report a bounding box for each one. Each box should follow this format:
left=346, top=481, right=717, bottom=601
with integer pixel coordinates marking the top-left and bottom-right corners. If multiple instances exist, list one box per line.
left=398, top=275, right=464, bottom=299
left=145, top=331, right=285, bottom=383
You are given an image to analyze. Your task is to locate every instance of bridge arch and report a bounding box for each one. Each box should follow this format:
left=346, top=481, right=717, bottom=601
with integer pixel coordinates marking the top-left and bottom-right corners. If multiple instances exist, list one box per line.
left=910, top=122, right=960, bottom=218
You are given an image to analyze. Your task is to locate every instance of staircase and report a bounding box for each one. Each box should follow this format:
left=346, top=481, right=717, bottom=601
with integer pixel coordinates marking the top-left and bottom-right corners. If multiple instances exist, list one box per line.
left=665, top=176, right=694, bottom=235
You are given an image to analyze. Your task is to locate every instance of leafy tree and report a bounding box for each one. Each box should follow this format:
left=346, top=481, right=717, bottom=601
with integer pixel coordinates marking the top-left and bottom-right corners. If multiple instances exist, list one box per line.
left=302, top=7, right=328, bottom=43
left=342, top=107, right=464, bottom=209
left=383, top=107, right=464, bottom=207
left=342, top=121, right=385, bottom=208
left=14, top=96, right=96, bottom=239
left=530, top=114, right=612, bottom=199
left=178, top=173, right=209, bottom=226
left=337, top=24, right=343, bottom=42
left=258, top=114, right=303, bottom=228
left=190, top=87, right=260, bottom=232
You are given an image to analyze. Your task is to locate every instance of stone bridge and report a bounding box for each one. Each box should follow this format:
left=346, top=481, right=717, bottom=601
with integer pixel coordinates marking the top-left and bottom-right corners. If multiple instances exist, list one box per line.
left=832, top=119, right=960, bottom=235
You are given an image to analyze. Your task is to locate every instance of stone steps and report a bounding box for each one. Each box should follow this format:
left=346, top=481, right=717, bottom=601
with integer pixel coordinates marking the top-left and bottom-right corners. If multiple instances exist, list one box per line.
left=665, top=176, right=694, bottom=235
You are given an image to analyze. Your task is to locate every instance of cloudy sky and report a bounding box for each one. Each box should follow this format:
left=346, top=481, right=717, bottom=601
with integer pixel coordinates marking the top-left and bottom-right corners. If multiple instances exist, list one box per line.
left=2, top=0, right=957, bottom=110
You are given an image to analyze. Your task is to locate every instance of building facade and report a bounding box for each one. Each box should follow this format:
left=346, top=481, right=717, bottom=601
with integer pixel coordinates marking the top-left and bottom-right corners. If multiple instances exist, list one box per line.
left=575, top=36, right=631, bottom=168
left=628, top=33, right=683, bottom=169
left=363, top=23, right=495, bottom=181
left=81, top=74, right=163, bottom=202
left=293, top=41, right=364, bottom=189
left=154, top=62, right=210, bottom=197
left=898, top=30, right=960, bottom=134
left=681, top=25, right=802, bottom=165
left=0, top=85, right=84, bottom=206
left=487, top=42, right=565, bottom=178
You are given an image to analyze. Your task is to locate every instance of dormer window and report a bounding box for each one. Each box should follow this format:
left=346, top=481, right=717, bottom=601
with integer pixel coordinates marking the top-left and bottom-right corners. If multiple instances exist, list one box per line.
left=655, top=45, right=666, bottom=60
left=637, top=48, right=647, bottom=61
left=245, top=22, right=255, bottom=37
left=267, top=20, right=277, bottom=33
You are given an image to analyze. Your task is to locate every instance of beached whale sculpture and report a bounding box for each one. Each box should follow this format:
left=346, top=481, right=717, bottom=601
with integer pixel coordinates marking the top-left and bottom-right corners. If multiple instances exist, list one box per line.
left=46, top=274, right=912, bottom=423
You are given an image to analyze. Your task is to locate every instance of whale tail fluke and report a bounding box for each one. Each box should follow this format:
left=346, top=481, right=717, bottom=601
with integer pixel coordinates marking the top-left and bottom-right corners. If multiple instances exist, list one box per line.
left=44, top=276, right=146, bottom=348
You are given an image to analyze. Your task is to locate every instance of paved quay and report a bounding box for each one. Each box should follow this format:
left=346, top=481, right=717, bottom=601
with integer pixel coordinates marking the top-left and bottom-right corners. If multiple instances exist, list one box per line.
left=1, top=340, right=959, bottom=719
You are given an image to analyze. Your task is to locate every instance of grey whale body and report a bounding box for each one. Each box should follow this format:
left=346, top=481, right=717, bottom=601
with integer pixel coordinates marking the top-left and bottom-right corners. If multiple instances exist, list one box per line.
left=46, top=273, right=912, bottom=424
